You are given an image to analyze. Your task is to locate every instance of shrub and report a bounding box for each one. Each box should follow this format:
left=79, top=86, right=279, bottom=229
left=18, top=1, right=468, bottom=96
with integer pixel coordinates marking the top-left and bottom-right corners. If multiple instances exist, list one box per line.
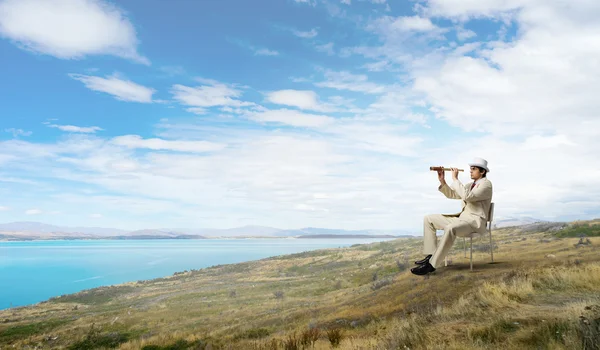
left=300, top=327, right=320, bottom=347
left=283, top=331, right=299, bottom=350
left=371, top=278, right=393, bottom=291
left=68, top=324, right=130, bottom=350
left=273, top=291, right=284, bottom=299
left=326, top=328, right=343, bottom=348
left=141, top=339, right=208, bottom=350
left=234, top=328, right=271, bottom=340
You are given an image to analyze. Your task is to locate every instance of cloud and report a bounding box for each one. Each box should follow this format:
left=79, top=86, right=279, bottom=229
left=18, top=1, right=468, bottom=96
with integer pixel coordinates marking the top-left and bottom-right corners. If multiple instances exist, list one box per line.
left=412, top=1, right=600, bottom=136
left=293, top=28, right=318, bottom=38
left=47, top=124, right=103, bottom=133
left=522, top=135, right=576, bottom=150
left=90, top=213, right=102, bottom=218
left=424, top=0, right=525, bottom=20
left=69, top=74, right=155, bottom=103
left=0, top=206, right=9, bottom=211
left=315, top=70, right=386, bottom=94
left=25, top=209, right=42, bottom=215
left=111, top=135, right=226, bottom=153
left=456, top=26, right=477, bottom=41
left=294, top=0, right=317, bottom=6
left=245, top=109, right=335, bottom=128
left=0, top=0, right=149, bottom=64
left=340, top=0, right=351, bottom=4
left=5, top=128, right=32, bottom=137
left=254, top=48, right=279, bottom=56
left=315, top=42, right=335, bottom=55
left=265, top=89, right=335, bottom=112
left=392, top=16, right=437, bottom=31
left=371, top=15, right=439, bottom=33
left=171, top=79, right=255, bottom=113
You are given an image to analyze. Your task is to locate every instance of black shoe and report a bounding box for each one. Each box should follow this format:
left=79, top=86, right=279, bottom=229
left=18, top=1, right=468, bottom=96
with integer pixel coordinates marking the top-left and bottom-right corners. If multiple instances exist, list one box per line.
left=411, top=262, right=436, bottom=276
left=414, top=254, right=432, bottom=265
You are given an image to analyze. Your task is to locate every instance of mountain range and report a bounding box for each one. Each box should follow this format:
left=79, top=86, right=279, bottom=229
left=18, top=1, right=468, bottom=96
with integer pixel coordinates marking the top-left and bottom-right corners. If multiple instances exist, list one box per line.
left=0, top=222, right=415, bottom=240
left=0, top=216, right=552, bottom=240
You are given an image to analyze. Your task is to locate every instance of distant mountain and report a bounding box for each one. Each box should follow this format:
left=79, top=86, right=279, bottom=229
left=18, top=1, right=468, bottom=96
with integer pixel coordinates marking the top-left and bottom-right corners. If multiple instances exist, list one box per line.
left=127, top=229, right=180, bottom=237
left=166, top=225, right=282, bottom=237
left=494, top=217, right=551, bottom=228
left=0, top=221, right=128, bottom=236
left=297, top=234, right=407, bottom=239
left=274, top=227, right=415, bottom=237
left=0, top=221, right=416, bottom=240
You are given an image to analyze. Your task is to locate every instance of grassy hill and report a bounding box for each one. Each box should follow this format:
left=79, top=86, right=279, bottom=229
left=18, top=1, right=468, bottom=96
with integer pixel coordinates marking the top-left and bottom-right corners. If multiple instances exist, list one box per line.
left=1, top=221, right=599, bottom=349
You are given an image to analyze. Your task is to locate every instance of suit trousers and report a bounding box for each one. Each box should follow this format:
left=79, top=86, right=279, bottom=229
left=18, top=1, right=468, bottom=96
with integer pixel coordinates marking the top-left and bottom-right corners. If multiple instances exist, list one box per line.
left=423, top=214, right=474, bottom=268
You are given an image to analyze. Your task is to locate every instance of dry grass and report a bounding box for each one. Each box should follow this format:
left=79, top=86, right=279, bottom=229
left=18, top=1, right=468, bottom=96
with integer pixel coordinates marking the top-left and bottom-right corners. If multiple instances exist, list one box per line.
left=1, top=222, right=599, bottom=349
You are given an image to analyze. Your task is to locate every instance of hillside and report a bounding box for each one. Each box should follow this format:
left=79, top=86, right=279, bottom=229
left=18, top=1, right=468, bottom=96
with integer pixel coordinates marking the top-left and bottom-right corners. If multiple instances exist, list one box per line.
left=1, top=221, right=599, bottom=349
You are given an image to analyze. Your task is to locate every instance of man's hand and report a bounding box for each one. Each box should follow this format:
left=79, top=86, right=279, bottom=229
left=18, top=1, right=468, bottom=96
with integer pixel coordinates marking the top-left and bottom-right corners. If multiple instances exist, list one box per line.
left=437, top=165, right=446, bottom=185
left=451, top=167, right=459, bottom=181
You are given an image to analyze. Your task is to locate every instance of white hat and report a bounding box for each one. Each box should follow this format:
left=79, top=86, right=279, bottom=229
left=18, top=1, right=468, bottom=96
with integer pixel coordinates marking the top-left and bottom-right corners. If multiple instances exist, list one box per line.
left=469, top=157, right=490, bottom=173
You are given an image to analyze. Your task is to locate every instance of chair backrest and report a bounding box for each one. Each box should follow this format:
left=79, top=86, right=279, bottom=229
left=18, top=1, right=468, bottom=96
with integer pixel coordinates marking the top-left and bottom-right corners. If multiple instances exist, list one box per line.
left=488, top=202, right=495, bottom=223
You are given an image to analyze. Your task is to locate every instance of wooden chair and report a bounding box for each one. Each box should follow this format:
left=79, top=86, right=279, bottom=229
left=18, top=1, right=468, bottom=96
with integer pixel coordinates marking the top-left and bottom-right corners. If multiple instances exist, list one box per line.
left=445, top=202, right=495, bottom=271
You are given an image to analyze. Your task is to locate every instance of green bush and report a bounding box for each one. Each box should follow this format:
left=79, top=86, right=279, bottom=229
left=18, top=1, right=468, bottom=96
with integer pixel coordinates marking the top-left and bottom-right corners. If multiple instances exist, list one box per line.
left=555, top=223, right=600, bottom=238
left=141, top=339, right=208, bottom=350
left=68, top=324, right=130, bottom=349
left=0, top=319, right=69, bottom=343
left=233, top=327, right=271, bottom=340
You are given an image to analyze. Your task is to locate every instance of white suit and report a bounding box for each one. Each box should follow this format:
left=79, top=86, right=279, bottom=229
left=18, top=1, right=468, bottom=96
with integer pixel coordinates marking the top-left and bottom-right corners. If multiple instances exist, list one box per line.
left=424, top=177, right=493, bottom=268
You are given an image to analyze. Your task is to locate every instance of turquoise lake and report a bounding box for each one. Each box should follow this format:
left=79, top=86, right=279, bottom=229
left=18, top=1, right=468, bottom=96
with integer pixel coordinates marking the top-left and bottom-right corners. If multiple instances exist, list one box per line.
left=0, top=238, right=394, bottom=310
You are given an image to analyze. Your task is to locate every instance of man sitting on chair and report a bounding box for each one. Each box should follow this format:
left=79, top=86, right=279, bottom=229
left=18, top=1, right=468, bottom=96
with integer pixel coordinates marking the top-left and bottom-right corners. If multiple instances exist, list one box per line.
left=411, top=157, right=493, bottom=276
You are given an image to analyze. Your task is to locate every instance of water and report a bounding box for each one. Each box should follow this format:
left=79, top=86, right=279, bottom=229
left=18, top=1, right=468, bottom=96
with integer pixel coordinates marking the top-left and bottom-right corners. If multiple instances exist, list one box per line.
left=0, top=238, right=393, bottom=310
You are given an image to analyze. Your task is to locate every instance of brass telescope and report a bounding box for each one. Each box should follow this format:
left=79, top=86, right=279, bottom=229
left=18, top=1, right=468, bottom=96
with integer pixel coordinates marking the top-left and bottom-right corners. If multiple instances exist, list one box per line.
left=430, top=167, right=464, bottom=172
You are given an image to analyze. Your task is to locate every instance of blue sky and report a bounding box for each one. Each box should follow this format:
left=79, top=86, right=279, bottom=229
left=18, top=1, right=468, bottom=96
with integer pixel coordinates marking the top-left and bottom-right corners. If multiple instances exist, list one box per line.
left=1, top=0, right=599, bottom=231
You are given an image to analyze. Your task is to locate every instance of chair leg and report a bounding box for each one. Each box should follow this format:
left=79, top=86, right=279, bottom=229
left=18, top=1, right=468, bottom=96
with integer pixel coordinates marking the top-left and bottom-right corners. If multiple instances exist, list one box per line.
left=470, top=237, right=473, bottom=271
left=489, top=230, right=494, bottom=263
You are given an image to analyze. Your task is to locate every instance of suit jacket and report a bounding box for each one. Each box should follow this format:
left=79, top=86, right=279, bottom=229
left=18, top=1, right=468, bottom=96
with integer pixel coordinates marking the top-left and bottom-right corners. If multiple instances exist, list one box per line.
left=438, top=177, right=493, bottom=234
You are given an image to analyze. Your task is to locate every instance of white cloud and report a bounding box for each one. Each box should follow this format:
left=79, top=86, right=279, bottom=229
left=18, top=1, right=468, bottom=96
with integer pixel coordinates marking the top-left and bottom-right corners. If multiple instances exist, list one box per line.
left=0, top=206, right=9, bottom=211
left=315, top=70, right=386, bottom=94
left=254, top=48, right=279, bottom=56
left=315, top=42, right=335, bottom=55
left=245, top=109, right=335, bottom=128
left=5, top=128, right=32, bottom=137
left=90, top=213, right=102, bottom=218
left=294, top=0, right=317, bottom=6
left=48, top=124, right=103, bottom=133
left=413, top=1, right=600, bottom=136
left=362, top=60, right=392, bottom=72
left=265, top=90, right=332, bottom=112
left=341, top=0, right=351, bottom=4
left=171, top=80, right=255, bottom=112
left=0, top=0, right=149, bottom=64
left=69, top=74, right=155, bottom=103
left=293, top=28, right=318, bottom=38
left=379, top=15, right=438, bottom=32
left=111, top=135, right=226, bottom=153
left=25, top=209, right=42, bottom=215
left=456, top=26, right=477, bottom=41
left=424, top=0, right=526, bottom=20
left=522, top=135, right=576, bottom=150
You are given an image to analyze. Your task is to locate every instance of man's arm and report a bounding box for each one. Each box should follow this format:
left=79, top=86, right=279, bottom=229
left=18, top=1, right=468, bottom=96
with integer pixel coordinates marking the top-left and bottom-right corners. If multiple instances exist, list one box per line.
left=436, top=166, right=461, bottom=199
left=450, top=179, right=492, bottom=202
left=439, top=182, right=462, bottom=199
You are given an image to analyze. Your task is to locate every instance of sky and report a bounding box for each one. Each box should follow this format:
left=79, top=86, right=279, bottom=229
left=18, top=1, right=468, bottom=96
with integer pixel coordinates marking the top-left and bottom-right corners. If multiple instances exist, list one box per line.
left=1, top=0, right=599, bottom=232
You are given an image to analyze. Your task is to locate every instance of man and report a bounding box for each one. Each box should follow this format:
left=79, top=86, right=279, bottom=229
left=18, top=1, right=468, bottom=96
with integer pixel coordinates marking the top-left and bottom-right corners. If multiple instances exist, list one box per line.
left=410, top=157, right=493, bottom=276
